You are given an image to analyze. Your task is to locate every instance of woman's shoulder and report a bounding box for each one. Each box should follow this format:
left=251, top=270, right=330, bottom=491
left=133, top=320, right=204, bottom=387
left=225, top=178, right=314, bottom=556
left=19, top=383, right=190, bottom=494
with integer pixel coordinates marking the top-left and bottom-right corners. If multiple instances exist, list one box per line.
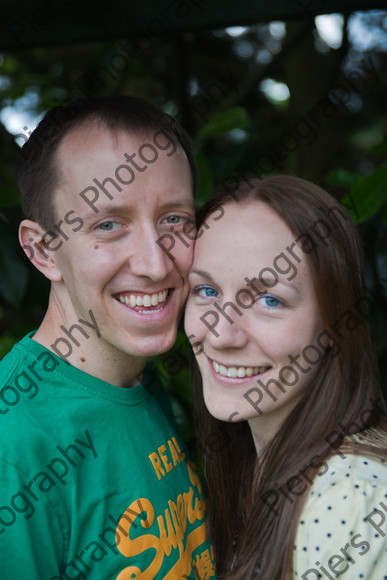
left=309, top=443, right=387, bottom=498
left=293, top=440, right=387, bottom=579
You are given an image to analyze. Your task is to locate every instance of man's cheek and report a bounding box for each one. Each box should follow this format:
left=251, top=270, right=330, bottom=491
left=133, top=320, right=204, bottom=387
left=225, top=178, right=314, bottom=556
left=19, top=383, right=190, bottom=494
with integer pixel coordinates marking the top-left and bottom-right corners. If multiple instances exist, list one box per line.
left=176, top=244, right=195, bottom=278
left=184, top=307, right=201, bottom=341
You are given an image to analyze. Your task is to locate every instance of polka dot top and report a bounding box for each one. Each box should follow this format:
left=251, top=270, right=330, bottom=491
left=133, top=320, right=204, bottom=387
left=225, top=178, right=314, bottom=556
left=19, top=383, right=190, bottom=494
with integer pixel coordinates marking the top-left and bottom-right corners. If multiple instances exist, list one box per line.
left=293, top=451, right=387, bottom=579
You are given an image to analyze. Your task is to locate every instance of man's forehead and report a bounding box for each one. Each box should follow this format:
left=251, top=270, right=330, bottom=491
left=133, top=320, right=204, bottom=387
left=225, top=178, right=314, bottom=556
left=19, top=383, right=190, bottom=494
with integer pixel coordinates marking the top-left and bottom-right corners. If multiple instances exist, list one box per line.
left=58, top=124, right=149, bottom=161
left=52, top=122, right=192, bottom=217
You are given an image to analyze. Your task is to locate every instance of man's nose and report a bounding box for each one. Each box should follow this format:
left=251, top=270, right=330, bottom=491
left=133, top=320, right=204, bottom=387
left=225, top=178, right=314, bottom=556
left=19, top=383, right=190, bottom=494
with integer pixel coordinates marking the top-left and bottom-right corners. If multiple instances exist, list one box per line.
left=128, top=226, right=175, bottom=281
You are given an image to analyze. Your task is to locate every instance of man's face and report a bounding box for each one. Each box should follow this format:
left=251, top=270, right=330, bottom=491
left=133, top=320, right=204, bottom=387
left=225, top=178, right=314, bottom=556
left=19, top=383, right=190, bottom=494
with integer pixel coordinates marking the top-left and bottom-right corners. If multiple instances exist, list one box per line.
left=49, top=123, right=194, bottom=361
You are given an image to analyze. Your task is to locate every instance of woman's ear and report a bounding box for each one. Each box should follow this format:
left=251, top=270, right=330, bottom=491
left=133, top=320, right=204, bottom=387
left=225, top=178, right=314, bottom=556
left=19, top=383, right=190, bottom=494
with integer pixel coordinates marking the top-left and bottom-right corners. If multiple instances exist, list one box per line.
left=18, top=219, right=63, bottom=282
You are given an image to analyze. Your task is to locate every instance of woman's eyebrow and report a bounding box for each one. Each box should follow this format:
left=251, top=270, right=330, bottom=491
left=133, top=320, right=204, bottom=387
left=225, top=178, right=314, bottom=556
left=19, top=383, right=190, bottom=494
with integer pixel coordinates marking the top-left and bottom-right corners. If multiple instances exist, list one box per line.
left=189, top=269, right=301, bottom=295
left=189, top=269, right=216, bottom=282
left=259, top=274, right=300, bottom=292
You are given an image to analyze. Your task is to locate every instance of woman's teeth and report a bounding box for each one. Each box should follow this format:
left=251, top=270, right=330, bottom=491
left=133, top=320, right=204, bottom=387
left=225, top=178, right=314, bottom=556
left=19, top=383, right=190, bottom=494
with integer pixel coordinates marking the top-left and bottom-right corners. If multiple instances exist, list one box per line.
left=117, top=289, right=168, bottom=308
left=212, top=360, right=268, bottom=378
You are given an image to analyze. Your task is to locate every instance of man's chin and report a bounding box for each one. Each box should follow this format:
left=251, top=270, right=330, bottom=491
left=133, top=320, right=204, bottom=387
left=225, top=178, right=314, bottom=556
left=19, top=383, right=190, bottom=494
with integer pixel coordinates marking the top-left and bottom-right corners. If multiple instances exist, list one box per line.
left=125, top=333, right=178, bottom=359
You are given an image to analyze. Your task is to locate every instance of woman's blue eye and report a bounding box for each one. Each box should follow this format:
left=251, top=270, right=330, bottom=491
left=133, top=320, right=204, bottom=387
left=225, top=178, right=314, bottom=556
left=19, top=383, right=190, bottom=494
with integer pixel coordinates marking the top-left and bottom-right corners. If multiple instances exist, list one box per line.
left=260, top=295, right=281, bottom=308
left=195, top=286, right=219, bottom=298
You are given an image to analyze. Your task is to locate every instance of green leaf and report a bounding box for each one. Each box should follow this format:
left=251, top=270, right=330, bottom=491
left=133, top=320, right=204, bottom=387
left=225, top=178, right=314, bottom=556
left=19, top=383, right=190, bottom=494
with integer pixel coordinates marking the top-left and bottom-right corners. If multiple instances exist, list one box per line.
left=0, top=337, right=18, bottom=359
left=344, top=167, right=387, bottom=224
left=194, top=150, right=214, bottom=206
left=369, top=141, right=387, bottom=155
left=0, top=226, right=29, bottom=307
left=0, top=186, right=21, bottom=208
left=196, top=107, right=251, bottom=143
left=324, top=168, right=359, bottom=188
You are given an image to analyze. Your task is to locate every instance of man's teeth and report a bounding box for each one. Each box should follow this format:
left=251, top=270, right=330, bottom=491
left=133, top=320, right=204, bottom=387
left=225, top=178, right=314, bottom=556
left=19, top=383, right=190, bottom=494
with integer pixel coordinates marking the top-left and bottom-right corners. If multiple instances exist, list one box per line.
left=118, top=290, right=168, bottom=308
left=212, top=360, right=268, bottom=378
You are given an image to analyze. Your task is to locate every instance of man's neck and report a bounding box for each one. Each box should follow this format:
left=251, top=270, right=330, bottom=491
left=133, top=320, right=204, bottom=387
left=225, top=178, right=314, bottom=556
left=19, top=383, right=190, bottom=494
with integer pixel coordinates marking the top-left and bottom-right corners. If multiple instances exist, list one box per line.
left=33, top=309, right=147, bottom=388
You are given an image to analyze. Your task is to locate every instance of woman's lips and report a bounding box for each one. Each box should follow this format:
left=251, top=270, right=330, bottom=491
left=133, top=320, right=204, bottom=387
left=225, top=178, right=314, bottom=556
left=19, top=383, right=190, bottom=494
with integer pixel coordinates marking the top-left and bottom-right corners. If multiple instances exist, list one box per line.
left=212, top=359, right=270, bottom=378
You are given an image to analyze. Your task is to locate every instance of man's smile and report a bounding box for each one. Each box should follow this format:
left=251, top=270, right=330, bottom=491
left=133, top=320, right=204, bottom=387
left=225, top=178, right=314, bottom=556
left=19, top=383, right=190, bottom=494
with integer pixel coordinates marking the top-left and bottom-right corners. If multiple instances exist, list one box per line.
left=115, top=288, right=170, bottom=308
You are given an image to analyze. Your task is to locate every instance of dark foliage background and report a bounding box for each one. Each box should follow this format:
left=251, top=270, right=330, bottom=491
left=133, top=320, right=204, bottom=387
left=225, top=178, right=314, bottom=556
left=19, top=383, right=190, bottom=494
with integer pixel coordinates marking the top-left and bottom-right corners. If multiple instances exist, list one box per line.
left=1, top=10, right=386, bottom=449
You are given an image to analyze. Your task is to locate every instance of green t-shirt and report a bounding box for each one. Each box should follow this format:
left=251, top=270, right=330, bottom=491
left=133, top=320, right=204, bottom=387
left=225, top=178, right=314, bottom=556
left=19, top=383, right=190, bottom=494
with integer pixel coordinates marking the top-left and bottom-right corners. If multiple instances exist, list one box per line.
left=0, top=333, right=216, bottom=579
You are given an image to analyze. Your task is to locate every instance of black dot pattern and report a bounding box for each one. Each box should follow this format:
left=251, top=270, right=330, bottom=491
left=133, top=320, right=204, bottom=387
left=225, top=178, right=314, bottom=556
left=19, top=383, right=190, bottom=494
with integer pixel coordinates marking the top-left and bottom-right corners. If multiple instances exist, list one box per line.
left=293, top=452, right=387, bottom=578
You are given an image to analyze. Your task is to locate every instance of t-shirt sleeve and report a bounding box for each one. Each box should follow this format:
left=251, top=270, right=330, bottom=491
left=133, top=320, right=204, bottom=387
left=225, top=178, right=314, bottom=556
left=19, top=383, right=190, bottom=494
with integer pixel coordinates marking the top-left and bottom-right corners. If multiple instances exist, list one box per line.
left=293, top=475, right=387, bottom=579
left=0, top=459, right=67, bottom=579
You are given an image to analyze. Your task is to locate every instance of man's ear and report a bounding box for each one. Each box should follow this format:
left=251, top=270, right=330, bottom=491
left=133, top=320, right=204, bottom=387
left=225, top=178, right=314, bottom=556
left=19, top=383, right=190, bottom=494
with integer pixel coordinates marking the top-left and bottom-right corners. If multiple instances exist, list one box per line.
left=18, top=219, right=63, bottom=282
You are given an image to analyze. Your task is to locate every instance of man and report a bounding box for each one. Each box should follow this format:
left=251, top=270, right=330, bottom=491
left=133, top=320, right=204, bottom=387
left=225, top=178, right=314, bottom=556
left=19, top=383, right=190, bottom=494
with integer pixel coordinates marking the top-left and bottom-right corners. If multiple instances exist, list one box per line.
left=0, top=96, right=215, bottom=579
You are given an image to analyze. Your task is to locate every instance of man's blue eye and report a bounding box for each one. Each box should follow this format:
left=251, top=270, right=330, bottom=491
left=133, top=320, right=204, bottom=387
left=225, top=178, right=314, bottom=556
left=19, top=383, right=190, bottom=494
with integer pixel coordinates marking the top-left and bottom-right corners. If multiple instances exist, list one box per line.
left=97, top=222, right=120, bottom=231
left=165, top=215, right=181, bottom=224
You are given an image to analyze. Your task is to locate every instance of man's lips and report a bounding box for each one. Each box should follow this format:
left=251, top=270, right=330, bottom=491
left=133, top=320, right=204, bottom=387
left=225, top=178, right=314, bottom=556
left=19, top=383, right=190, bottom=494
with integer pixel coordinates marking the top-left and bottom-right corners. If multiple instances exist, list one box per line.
left=114, top=289, right=170, bottom=309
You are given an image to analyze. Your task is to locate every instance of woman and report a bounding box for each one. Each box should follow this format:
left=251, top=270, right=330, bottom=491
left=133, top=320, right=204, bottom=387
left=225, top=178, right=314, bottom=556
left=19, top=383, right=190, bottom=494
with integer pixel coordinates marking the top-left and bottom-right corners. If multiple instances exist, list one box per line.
left=184, top=175, right=387, bottom=579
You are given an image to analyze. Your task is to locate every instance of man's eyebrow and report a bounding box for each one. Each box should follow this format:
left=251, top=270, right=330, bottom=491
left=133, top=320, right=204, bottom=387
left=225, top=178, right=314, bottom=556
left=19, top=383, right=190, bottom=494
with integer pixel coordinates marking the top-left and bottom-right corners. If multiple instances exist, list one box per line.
left=159, top=200, right=194, bottom=211
left=83, top=199, right=194, bottom=217
left=80, top=204, right=130, bottom=220
left=95, top=204, right=130, bottom=215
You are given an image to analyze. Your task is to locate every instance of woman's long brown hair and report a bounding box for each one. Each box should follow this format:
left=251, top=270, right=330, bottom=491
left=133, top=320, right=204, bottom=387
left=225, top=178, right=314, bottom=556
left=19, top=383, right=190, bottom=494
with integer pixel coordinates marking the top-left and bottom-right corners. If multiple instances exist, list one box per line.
left=192, top=175, right=387, bottom=579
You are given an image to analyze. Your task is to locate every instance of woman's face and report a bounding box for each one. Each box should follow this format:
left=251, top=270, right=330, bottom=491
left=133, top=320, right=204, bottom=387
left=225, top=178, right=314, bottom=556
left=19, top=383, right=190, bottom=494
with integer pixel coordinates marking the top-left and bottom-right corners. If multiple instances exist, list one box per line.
left=185, top=201, right=325, bottom=445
